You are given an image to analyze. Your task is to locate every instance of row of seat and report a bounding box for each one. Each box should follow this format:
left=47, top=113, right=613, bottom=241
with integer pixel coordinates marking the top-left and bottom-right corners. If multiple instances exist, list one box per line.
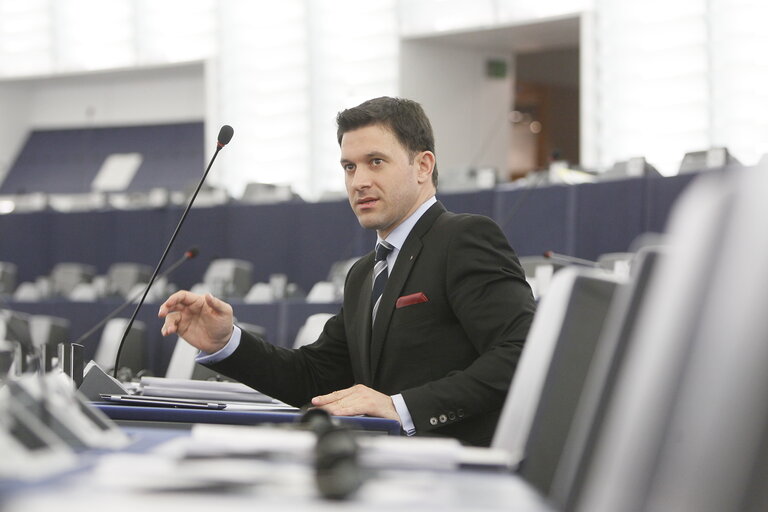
left=0, top=182, right=306, bottom=214
left=0, top=123, right=204, bottom=197
left=1, top=255, right=358, bottom=305
left=7, top=261, right=162, bottom=303
left=0, top=247, right=637, bottom=381
left=0, top=123, right=316, bottom=215
left=3, top=249, right=635, bottom=307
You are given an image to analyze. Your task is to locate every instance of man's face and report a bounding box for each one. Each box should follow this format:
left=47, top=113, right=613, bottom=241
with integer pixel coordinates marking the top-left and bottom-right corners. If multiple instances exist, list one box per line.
left=341, top=124, right=433, bottom=239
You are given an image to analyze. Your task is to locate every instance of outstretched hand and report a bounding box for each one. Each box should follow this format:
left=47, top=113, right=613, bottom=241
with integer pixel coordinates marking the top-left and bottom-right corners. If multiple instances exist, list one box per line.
left=158, top=291, right=234, bottom=354
left=311, top=384, right=401, bottom=422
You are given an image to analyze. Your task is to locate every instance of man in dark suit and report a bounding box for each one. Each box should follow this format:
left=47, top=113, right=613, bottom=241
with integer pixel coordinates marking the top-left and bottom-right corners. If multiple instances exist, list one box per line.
left=159, top=97, right=536, bottom=446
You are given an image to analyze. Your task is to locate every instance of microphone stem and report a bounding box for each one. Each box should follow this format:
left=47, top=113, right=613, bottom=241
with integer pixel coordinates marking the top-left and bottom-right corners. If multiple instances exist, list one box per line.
left=113, top=146, right=223, bottom=379
left=71, top=253, right=190, bottom=346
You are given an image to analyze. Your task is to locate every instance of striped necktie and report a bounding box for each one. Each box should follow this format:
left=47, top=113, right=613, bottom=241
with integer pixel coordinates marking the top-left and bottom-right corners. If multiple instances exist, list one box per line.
left=371, top=240, right=394, bottom=322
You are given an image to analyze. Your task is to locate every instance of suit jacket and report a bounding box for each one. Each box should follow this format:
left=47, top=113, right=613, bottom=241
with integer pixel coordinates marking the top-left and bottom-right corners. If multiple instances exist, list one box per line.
left=208, top=201, right=536, bottom=446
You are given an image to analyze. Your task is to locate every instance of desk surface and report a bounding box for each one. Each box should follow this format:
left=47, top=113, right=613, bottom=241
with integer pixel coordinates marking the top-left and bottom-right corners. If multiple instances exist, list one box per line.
left=3, top=426, right=554, bottom=512
left=94, top=403, right=402, bottom=436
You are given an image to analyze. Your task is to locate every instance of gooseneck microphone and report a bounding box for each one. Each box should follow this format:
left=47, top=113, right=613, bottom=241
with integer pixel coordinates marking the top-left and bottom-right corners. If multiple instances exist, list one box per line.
left=217, top=125, right=234, bottom=148
left=112, top=126, right=234, bottom=378
left=543, top=250, right=598, bottom=267
left=72, top=247, right=199, bottom=347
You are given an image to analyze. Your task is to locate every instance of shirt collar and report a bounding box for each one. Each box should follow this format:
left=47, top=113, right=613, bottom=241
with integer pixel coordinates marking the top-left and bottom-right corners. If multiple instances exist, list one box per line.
left=377, top=196, right=437, bottom=252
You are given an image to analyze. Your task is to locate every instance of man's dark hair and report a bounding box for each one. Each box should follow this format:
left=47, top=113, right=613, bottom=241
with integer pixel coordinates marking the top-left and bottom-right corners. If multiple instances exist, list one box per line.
left=336, top=96, right=438, bottom=187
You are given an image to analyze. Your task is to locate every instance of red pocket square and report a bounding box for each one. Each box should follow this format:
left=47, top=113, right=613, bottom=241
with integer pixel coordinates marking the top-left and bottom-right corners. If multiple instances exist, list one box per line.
left=396, top=292, right=429, bottom=308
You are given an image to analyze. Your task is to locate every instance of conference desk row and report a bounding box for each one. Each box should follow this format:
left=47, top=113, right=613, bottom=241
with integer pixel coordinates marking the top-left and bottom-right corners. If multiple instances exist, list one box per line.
left=94, top=403, right=401, bottom=435
left=0, top=397, right=400, bottom=495
left=1, top=399, right=552, bottom=512
left=2, top=426, right=551, bottom=512
left=0, top=172, right=701, bottom=294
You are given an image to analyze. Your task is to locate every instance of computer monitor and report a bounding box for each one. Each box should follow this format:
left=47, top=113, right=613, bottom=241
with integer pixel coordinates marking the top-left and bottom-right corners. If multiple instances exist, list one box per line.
left=599, top=156, right=661, bottom=181
left=549, top=244, right=665, bottom=509
left=575, top=165, right=740, bottom=512
left=634, top=164, right=768, bottom=512
left=491, top=266, right=622, bottom=492
left=678, top=147, right=741, bottom=174
left=515, top=270, right=622, bottom=495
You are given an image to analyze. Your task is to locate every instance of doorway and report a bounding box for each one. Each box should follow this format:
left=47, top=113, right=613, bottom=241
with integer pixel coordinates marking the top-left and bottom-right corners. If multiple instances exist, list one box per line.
left=510, top=47, right=580, bottom=180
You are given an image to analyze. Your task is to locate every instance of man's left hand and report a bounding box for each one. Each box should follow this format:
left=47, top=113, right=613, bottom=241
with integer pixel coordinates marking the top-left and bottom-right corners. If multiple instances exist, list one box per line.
left=311, top=384, right=401, bottom=421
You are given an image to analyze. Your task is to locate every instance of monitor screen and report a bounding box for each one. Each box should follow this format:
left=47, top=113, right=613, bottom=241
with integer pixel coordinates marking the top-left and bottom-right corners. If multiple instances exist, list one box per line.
left=517, top=272, right=620, bottom=495
left=549, top=246, right=664, bottom=509
left=491, top=266, right=621, bottom=494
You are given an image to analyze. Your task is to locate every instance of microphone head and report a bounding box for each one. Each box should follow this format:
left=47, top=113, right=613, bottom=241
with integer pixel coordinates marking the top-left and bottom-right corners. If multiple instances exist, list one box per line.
left=217, top=125, right=234, bottom=147
left=185, top=247, right=200, bottom=259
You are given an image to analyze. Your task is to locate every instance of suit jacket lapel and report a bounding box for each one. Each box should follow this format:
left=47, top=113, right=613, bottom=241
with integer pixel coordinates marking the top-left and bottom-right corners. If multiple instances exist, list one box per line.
left=369, top=201, right=446, bottom=380
left=350, top=253, right=375, bottom=386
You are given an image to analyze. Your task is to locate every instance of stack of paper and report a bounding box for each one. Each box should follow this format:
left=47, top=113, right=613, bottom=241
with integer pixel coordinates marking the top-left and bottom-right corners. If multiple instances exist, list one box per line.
left=138, top=376, right=293, bottom=408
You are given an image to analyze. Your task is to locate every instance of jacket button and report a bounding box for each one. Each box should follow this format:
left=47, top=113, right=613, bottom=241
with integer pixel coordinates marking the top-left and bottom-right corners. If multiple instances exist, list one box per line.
left=429, top=417, right=438, bottom=426
left=439, top=414, right=447, bottom=423
left=448, top=412, right=456, bottom=420
left=457, top=409, right=465, bottom=418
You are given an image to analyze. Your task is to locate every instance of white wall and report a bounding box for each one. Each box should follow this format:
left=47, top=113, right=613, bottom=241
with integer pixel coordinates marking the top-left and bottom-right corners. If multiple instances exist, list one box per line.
left=579, top=10, right=597, bottom=170
left=24, top=63, right=205, bottom=128
left=0, top=84, right=32, bottom=184
left=0, top=0, right=582, bottom=198
left=399, top=0, right=592, bottom=37
left=399, top=40, right=513, bottom=187
left=209, top=0, right=399, bottom=200
left=591, top=0, right=710, bottom=175
left=590, top=0, right=768, bottom=174
left=6, top=0, right=764, bottom=197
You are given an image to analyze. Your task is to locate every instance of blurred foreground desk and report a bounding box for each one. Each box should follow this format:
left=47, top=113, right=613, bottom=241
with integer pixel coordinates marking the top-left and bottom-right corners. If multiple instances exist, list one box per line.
left=3, top=425, right=553, bottom=512
left=94, top=403, right=402, bottom=435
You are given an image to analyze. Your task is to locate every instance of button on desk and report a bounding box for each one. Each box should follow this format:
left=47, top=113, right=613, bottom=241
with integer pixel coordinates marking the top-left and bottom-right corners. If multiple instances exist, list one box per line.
left=94, top=403, right=401, bottom=435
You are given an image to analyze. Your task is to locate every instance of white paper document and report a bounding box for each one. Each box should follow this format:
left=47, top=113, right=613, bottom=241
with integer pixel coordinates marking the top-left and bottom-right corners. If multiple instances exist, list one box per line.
left=138, top=376, right=288, bottom=405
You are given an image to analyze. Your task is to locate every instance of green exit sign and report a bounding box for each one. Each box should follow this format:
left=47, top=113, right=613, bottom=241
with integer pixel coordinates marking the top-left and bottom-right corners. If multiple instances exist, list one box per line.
left=486, top=59, right=508, bottom=78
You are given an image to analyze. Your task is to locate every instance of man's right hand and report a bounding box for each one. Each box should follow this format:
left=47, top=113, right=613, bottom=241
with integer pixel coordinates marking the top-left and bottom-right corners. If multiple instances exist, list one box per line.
left=158, top=291, right=234, bottom=354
